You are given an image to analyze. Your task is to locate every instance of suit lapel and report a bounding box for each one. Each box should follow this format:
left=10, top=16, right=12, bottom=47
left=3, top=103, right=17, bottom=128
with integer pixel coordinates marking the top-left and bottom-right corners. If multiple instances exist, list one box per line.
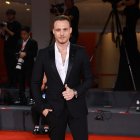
left=49, top=45, right=64, bottom=85
left=48, top=44, right=77, bottom=85
left=64, top=44, right=77, bottom=84
left=19, top=39, right=31, bottom=52
left=23, top=39, right=31, bottom=51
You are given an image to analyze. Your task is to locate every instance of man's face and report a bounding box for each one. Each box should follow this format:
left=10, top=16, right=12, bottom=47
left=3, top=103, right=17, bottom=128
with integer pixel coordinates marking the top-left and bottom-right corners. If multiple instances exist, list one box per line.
left=21, top=31, right=30, bottom=41
left=53, top=20, right=72, bottom=45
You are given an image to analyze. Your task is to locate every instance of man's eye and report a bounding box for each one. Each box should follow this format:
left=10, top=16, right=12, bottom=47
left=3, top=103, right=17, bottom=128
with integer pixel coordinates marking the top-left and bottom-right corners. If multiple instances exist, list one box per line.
left=63, top=28, right=68, bottom=31
left=56, top=29, right=60, bottom=32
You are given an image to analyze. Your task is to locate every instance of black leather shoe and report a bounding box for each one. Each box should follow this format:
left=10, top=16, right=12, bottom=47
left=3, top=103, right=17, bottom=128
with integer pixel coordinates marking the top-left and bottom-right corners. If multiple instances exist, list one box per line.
left=33, top=126, right=40, bottom=135
left=40, top=126, right=49, bottom=134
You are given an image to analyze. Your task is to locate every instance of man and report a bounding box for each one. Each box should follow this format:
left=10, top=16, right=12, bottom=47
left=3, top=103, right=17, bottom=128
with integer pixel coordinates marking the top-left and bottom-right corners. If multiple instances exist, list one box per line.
left=31, top=15, right=93, bottom=140
left=64, top=0, right=79, bottom=44
left=3, top=9, right=21, bottom=88
left=15, top=26, right=38, bottom=105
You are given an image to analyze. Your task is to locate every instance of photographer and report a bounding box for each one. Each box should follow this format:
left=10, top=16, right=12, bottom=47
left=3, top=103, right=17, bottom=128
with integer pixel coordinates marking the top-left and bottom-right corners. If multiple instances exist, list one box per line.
left=64, top=0, right=79, bottom=44
left=115, top=0, right=140, bottom=90
left=3, top=9, right=21, bottom=88
left=15, top=26, right=38, bottom=105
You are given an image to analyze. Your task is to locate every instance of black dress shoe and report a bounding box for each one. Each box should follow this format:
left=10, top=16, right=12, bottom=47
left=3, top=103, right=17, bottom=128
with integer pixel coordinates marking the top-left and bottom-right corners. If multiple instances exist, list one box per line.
left=33, top=126, right=40, bottom=135
left=40, top=126, right=49, bottom=134
left=43, top=127, right=49, bottom=134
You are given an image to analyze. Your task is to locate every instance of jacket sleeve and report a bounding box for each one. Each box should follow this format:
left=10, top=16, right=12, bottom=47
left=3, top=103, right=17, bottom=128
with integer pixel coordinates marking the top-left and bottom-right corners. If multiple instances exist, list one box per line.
left=75, top=48, right=93, bottom=97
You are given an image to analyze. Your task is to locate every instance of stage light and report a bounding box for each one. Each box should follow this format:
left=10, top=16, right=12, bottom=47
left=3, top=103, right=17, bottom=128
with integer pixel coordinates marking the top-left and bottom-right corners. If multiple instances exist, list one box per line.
left=5, top=1, right=11, bottom=4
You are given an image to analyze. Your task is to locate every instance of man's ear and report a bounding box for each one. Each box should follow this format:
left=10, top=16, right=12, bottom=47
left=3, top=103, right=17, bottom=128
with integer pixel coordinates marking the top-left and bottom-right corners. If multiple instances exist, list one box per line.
left=70, top=27, right=72, bottom=34
left=52, top=29, right=54, bottom=35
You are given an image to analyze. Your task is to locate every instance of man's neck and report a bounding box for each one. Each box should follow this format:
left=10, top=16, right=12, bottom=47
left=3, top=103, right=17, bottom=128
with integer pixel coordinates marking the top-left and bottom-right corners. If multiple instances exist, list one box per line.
left=56, top=41, right=70, bottom=51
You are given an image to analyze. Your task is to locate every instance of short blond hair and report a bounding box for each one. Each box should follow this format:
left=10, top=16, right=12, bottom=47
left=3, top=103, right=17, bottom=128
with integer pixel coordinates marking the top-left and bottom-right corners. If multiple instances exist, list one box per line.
left=53, top=15, right=71, bottom=27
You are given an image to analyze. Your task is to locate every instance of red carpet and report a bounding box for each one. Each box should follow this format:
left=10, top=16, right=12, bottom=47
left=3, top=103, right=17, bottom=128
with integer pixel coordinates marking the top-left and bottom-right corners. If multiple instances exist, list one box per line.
left=0, top=131, right=140, bottom=140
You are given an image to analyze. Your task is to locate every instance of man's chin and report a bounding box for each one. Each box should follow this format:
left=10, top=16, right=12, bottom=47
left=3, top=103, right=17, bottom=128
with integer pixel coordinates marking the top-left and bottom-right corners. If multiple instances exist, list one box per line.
left=59, top=41, right=67, bottom=44
left=60, top=42, right=66, bottom=44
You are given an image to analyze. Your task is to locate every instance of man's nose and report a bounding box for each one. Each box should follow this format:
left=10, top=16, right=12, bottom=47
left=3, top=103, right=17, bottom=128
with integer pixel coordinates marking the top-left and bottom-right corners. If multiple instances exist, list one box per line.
left=60, top=30, right=64, bottom=35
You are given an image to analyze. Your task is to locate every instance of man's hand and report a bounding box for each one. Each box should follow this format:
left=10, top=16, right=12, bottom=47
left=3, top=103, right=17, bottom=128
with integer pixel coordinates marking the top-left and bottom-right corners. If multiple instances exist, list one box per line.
left=62, top=84, right=75, bottom=101
left=42, top=109, right=53, bottom=117
left=20, top=52, right=26, bottom=58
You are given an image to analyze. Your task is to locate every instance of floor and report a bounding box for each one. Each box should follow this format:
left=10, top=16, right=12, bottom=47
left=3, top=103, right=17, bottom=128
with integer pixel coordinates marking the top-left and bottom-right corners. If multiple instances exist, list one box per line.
left=0, top=131, right=140, bottom=140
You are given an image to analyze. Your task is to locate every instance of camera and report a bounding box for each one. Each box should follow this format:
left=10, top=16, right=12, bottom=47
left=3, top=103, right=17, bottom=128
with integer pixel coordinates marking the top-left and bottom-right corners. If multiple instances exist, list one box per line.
left=50, top=3, right=64, bottom=15
left=15, top=53, right=24, bottom=70
left=16, top=58, right=24, bottom=70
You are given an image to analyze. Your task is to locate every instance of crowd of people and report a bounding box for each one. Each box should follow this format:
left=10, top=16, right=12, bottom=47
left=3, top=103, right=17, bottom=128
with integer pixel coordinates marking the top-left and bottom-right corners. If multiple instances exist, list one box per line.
left=0, top=9, right=38, bottom=105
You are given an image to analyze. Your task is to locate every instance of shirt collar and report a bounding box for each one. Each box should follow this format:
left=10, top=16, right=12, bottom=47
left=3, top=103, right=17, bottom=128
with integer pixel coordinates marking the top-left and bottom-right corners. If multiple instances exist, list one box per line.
left=55, top=42, right=70, bottom=53
left=23, top=37, right=30, bottom=43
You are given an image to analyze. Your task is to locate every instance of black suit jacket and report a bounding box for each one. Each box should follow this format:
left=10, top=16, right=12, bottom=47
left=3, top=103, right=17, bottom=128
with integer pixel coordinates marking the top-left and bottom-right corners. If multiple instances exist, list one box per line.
left=31, top=43, right=93, bottom=117
left=16, top=38, right=38, bottom=71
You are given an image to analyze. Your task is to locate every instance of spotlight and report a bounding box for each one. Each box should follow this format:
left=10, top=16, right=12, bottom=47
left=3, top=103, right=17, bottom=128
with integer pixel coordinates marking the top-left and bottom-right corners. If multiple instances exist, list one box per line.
left=5, top=1, right=11, bottom=4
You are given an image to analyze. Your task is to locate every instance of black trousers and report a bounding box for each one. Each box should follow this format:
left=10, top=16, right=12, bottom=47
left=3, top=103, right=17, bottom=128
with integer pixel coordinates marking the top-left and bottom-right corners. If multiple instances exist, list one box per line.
left=16, top=66, right=32, bottom=98
left=47, top=108, right=88, bottom=140
left=31, top=104, right=48, bottom=126
left=4, top=51, right=17, bottom=87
